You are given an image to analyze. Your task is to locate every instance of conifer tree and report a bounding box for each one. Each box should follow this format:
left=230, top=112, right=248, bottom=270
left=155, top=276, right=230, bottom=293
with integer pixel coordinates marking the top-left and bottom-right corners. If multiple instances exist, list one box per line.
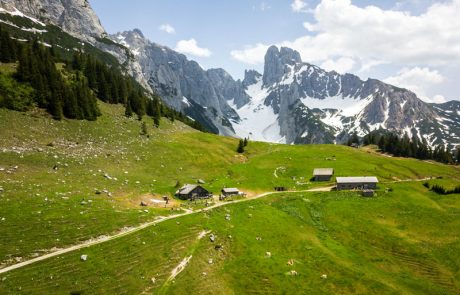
left=237, top=139, right=245, bottom=153
left=125, top=100, right=133, bottom=117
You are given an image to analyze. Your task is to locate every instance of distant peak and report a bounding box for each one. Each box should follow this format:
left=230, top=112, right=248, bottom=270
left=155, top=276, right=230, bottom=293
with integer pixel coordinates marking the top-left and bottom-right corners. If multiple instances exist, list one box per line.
left=243, top=70, right=262, bottom=88
left=263, top=45, right=302, bottom=86
left=132, top=28, right=145, bottom=38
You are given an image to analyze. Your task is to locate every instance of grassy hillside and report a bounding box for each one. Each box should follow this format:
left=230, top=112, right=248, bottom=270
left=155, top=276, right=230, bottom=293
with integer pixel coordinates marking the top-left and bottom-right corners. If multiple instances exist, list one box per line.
left=0, top=104, right=459, bottom=294
left=0, top=184, right=458, bottom=294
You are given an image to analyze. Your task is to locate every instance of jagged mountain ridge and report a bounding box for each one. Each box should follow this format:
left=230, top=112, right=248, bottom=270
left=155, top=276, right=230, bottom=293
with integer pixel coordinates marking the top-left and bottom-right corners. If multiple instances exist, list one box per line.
left=111, top=30, right=249, bottom=135
left=1, top=1, right=459, bottom=148
left=229, top=46, right=459, bottom=147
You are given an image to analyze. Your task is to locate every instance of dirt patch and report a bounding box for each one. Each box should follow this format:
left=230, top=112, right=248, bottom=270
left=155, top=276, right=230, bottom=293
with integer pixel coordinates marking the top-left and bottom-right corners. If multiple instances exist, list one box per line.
left=114, top=193, right=179, bottom=209
left=233, top=154, right=248, bottom=163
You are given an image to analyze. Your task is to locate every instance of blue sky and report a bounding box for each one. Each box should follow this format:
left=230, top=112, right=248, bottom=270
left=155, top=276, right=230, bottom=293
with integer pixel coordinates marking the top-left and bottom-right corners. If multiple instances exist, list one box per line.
left=89, top=0, right=459, bottom=102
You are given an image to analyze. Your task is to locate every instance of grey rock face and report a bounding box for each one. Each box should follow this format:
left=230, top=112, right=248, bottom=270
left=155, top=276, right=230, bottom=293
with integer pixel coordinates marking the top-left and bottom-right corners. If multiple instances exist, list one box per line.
left=242, top=70, right=262, bottom=88
left=111, top=30, right=250, bottom=135
left=263, top=46, right=301, bottom=87
left=1, top=0, right=105, bottom=42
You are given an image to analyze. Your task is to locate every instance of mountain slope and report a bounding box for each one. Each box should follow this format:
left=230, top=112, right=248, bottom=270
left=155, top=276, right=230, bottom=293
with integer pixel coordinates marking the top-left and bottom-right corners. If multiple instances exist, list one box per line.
left=111, top=30, right=249, bottom=135
left=1, top=1, right=458, bottom=147
left=230, top=46, right=460, bottom=148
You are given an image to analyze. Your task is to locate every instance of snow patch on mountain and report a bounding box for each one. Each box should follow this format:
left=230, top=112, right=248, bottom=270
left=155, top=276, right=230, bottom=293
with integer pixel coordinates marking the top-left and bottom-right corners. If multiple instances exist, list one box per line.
left=300, top=94, right=373, bottom=117
left=0, top=6, right=45, bottom=26
left=230, top=78, right=285, bottom=143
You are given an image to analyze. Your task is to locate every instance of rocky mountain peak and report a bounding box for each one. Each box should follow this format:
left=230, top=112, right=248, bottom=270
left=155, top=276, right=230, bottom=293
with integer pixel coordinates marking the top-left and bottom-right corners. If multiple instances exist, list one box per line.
left=243, top=70, right=262, bottom=88
left=1, top=0, right=106, bottom=42
left=132, top=28, right=145, bottom=39
left=263, top=45, right=302, bottom=87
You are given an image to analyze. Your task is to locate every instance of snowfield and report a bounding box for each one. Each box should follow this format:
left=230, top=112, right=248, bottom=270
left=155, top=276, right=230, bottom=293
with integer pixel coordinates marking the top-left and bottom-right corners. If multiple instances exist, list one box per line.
left=230, top=79, right=285, bottom=143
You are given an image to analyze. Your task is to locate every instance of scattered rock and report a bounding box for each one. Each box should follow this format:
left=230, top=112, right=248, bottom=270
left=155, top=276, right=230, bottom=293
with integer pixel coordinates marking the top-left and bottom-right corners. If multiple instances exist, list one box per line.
left=265, top=252, right=271, bottom=258
left=321, top=274, right=327, bottom=279
left=80, top=201, right=87, bottom=205
left=140, top=201, right=148, bottom=207
left=202, top=272, right=207, bottom=276
left=225, top=214, right=231, bottom=221
left=80, top=255, right=88, bottom=261
left=95, top=189, right=101, bottom=195
left=256, top=236, right=262, bottom=241
left=208, top=259, right=213, bottom=264
left=197, top=179, right=206, bottom=184
left=209, top=234, right=216, bottom=242
left=289, top=270, right=298, bottom=276
left=151, top=277, right=156, bottom=284
left=287, top=259, right=294, bottom=266
left=215, top=245, right=223, bottom=251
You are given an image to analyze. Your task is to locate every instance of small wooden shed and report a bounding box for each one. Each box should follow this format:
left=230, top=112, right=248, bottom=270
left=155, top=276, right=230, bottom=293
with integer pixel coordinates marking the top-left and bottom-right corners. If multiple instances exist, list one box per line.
left=221, top=188, right=241, bottom=197
left=336, top=177, right=378, bottom=190
left=175, top=184, right=211, bottom=200
left=313, top=168, right=334, bottom=181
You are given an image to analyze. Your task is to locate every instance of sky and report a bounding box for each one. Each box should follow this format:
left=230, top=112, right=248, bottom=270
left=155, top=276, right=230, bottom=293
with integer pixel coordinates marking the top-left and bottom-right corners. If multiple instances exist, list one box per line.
left=89, top=0, right=460, bottom=103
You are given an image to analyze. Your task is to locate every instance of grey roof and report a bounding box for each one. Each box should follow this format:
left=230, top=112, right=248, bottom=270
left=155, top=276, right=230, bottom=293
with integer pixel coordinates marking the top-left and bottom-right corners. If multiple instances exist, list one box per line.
left=313, top=168, right=334, bottom=176
left=222, top=188, right=240, bottom=193
left=336, top=177, right=379, bottom=183
left=176, top=184, right=198, bottom=195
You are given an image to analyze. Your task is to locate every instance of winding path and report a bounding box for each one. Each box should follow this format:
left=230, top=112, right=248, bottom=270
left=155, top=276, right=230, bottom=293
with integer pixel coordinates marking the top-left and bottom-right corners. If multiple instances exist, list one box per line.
left=0, top=178, right=428, bottom=275
left=0, top=189, right=317, bottom=275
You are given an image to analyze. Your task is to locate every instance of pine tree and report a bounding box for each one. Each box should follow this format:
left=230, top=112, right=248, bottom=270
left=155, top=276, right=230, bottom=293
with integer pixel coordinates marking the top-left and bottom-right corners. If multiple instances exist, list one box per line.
left=456, top=146, right=460, bottom=164
left=237, top=139, right=245, bottom=153
left=125, top=100, right=133, bottom=117
left=243, top=137, right=248, bottom=147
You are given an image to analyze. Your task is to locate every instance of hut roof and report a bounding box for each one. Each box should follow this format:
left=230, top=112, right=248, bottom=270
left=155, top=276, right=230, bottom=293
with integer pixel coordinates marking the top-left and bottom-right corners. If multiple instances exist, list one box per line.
left=313, top=168, right=334, bottom=176
left=222, top=188, right=240, bottom=193
left=336, top=176, right=378, bottom=184
left=176, top=184, right=198, bottom=195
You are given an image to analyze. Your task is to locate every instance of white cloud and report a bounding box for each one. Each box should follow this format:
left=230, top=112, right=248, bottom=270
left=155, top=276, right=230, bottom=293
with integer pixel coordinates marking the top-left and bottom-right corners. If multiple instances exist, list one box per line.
left=320, top=57, right=355, bottom=74
left=175, top=39, right=212, bottom=57
left=232, top=0, right=460, bottom=67
left=384, top=67, right=445, bottom=102
left=158, top=24, right=175, bottom=34
left=291, top=0, right=309, bottom=12
left=230, top=43, right=270, bottom=65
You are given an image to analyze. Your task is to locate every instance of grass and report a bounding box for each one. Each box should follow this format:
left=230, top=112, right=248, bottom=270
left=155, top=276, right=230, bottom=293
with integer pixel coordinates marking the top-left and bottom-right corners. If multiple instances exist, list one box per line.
left=0, top=103, right=459, bottom=294
left=0, top=183, right=458, bottom=294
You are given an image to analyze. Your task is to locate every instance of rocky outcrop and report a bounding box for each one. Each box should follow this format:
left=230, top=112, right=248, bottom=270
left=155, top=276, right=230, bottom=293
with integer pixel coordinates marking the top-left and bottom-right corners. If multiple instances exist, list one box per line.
left=0, top=0, right=105, bottom=42
left=111, top=30, right=251, bottom=135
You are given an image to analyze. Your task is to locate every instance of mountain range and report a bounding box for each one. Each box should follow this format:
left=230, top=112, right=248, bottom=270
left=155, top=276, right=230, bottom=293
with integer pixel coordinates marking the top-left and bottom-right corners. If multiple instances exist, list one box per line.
left=1, top=0, right=459, bottom=148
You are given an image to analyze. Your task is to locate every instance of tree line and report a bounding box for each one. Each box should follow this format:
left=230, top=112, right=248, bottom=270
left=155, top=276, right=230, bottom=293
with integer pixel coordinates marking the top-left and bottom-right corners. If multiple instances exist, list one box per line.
left=0, top=26, right=204, bottom=131
left=423, top=182, right=460, bottom=195
left=360, top=130, right=459, bottom=164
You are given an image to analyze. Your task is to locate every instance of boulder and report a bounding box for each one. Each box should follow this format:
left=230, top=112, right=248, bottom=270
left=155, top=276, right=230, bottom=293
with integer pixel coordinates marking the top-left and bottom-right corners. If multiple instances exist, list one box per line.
left=80, top=255, right=88, bottom=261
